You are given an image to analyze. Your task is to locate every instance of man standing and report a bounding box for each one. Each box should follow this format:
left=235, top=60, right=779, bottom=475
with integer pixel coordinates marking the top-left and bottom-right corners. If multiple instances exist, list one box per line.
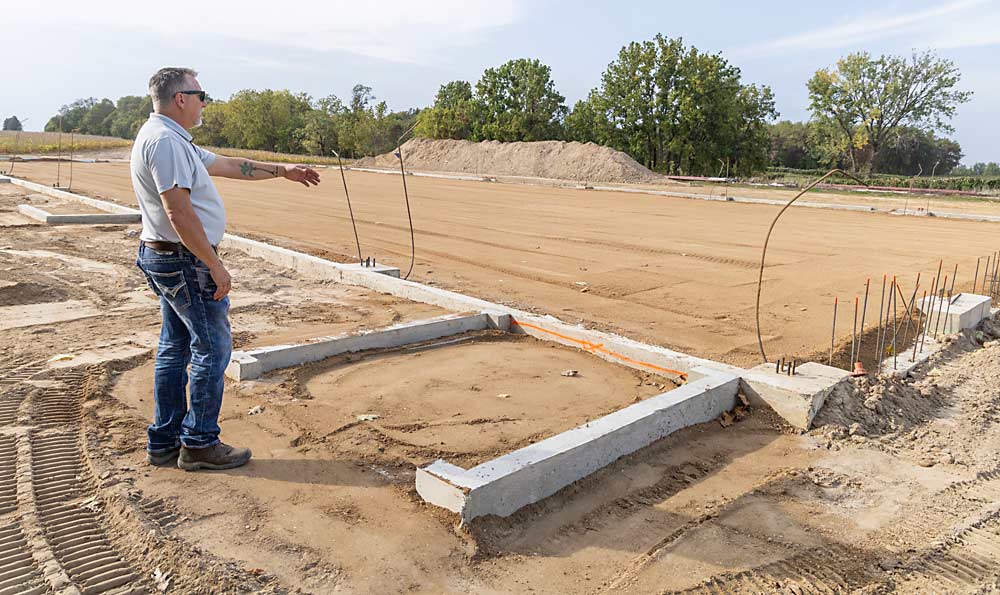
left=131, top=67, right=320, bottom=471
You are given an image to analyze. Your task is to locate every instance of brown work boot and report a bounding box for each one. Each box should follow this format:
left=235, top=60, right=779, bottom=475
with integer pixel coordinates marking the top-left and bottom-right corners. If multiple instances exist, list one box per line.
left=177, top=442, right=252, bottom=471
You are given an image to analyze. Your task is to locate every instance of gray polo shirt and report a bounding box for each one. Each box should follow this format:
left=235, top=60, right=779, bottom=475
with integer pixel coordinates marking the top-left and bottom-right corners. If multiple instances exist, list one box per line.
left=130, top=113, right=226, bottom=245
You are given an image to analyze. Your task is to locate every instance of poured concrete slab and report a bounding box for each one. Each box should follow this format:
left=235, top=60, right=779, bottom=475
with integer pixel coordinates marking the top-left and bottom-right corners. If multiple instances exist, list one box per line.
left=741, top=362, right=851, bottom=431
left=918, top=292, right=991, bottom=335
left=417, top=371, right=740, bottom=521
left=226, top=312, right=510, bottom=380
left=17, top=203, right=141, bottom=225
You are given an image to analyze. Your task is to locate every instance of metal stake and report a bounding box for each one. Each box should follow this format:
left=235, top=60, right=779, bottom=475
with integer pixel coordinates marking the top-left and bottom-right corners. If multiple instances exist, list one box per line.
left=933, top=284, right=947, bottom=338
left=974, top=257, right=981, bottom=294
left=950, top=263, right=957, bottom=295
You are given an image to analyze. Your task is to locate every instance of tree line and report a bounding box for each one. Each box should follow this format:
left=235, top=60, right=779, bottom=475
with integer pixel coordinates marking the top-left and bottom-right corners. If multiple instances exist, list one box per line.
left=30, top=37, right=974, bottom=177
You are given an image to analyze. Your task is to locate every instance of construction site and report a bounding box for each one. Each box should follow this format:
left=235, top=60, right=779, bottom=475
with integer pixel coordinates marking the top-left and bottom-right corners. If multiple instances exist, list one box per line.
left=2, top=138, right=1000, bottom=594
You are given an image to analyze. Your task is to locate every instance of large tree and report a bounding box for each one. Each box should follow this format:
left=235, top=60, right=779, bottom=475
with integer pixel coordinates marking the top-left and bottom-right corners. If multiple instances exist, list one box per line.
left=473, top=58, right=567, bottom=142
left=566, top=34, right=776, bottom=176
left=415, top=80, right=476, bottom=140
left=2, top=116, right=22, bottom=131
left=807, top=50, right=971, bottom=173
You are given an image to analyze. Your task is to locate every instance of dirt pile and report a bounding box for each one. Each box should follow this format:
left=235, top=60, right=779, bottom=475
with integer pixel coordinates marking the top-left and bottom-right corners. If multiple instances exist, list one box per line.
left=814, top=323, right=1000, bottom=437
left=358, top=138, right=669, bottom=184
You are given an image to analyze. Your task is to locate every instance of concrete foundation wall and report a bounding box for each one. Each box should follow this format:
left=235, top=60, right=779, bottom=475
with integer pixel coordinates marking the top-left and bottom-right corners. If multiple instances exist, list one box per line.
left=16, top=204, right=140, bottom=225
left=1, top=176, right=140, bottom=215
left=417, top=373, right=740, bottom=521
left=226, top=312, right=507, bottom=381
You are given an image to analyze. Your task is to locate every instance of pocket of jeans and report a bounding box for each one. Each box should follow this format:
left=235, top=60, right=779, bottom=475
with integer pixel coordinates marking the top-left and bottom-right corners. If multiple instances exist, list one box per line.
left=193, top=262, right=218, bottom=299
left=146, top=270, right=191, bottom=310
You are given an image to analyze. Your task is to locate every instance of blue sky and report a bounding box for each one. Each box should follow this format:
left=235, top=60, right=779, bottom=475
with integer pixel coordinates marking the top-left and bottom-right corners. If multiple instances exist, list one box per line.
left=6, top=0, right=999, bottom=163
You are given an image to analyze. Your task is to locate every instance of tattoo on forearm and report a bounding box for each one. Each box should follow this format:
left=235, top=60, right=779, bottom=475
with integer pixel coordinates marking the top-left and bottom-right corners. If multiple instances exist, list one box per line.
left=239, top=161, right=279, bottom=178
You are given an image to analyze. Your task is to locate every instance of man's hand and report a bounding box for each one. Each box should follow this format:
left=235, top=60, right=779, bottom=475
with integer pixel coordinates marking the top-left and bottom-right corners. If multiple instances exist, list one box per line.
left=283, top=165, right=321, bottom=187
left=209, top=262, right=232, bottom=300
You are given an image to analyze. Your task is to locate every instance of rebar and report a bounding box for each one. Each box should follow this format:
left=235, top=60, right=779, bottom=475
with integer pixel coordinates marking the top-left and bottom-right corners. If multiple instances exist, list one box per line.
left=857, top=278, right=870, bottom=368
left=949, top=263, right=957, bottom=295
left=993, top=252, right=1000, bottom=298
left=68, top=130, right=75, bottom=191
left=830, top=296, right=838, bottom=366
left=395, top=122, right=419, bottom=280
left=55, top=116, right=63, bottom=188
left=930, top=276, right=948, bottom=337
left=330, top=149, right=363, bottom=264
left=943, top=290, right=954, bottom=335
left=850, top=296, right=859, bottom=366
left=983, top=254, right=992, bottom=297
left=913, top=291, right=927, bottom=363
left=974, top=257, right=981, bottom=294
left=921, top=275, right=938, bottom=353
left=892, top=281, right=898, bottom=370
left=898, top=273, right=920, bottom=345
left=875, top=274, right=887, bottom=369
left=879, top=278, right=894, bottom=365
left=755, top=168, right=866, bottom=363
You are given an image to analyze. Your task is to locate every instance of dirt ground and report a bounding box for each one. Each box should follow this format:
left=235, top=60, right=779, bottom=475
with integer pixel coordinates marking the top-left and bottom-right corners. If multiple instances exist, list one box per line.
left=4, top=179, right=1000, bottom=593
left=9, top=161, right=1000, bottom=369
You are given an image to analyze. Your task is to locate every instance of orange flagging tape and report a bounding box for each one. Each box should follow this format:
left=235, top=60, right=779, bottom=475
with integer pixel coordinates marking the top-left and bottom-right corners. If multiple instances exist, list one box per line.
left=511, top=319, right=689, bottom=382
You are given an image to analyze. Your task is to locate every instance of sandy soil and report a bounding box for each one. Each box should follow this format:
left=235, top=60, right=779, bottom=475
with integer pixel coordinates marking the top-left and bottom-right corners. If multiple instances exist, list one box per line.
left=10, top=161, right=1000, bottom=369
left=5, top=178, right=1000, bottom=593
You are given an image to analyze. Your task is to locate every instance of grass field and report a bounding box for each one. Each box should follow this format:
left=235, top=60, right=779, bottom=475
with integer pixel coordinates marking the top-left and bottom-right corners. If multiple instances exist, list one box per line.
left=0, top=130, right=353, bottom=165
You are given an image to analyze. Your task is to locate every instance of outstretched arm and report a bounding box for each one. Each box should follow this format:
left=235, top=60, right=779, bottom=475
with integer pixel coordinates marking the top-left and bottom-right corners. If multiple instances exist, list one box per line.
left=207, top=156, right=320, bottom=187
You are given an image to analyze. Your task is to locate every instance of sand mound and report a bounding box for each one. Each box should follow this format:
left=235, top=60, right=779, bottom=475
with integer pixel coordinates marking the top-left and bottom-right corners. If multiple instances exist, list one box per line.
left=357, top=138, right=668, bottom=185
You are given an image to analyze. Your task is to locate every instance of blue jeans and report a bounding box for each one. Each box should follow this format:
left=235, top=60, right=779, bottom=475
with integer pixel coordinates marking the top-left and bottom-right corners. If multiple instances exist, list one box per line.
left=136, top=243, right=231, bottom=452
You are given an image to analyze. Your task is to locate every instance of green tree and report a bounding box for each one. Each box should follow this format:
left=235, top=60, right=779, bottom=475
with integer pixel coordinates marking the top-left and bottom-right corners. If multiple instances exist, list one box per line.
left=2, top=116, right=22, bottom=131
left=415, top=80, right=475, bottom=140
left=221, top=89, right=312, bottom=153
left=108, top=95, right=153, bottom=139
left=45, top=98, right=98, bottom=132
left=572, top=35, right=775, bottom=175
left=473, top=58, right=567, bottom=141
left=875, top=126, right=963, bottom=176
left=807, top=50, right=972, bottom=173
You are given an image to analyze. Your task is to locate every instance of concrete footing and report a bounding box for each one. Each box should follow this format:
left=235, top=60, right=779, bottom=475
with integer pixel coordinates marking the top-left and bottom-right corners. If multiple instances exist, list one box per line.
left=918, top=293, right=992, bottom=335
left=226, top=312, right=510, bottom=381
left=741, top=362, right=851, bottom=431
left=17, top=204, right=141, bottom=225
left=338, top=262, right=401, bottom=278
left=416, top=371, right=739, bottom=521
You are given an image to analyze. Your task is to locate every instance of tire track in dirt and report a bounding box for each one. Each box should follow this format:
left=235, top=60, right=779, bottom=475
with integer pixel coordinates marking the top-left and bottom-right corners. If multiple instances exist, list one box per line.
left=894, top=508, right=1000, bottom=592
left=665, top=543, right=881, bottom=594
left=26, top=368, right=152, bottom=594
left=0, top=435, right=17, bottom=518
left=31, top=430, right=149, bottom=594
left=0, top=521, right=48, bottom=595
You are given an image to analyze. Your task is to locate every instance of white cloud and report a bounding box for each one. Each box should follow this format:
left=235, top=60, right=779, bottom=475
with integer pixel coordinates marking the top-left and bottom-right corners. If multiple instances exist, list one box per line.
left=13, top=0, right=523, bottom=64
left=730, top=0, right=998, bottom=59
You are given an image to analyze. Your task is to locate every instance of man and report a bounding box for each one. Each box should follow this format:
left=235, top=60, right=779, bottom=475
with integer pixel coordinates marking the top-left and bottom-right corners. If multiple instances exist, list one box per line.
left=131, top=67, right=320, bottom=471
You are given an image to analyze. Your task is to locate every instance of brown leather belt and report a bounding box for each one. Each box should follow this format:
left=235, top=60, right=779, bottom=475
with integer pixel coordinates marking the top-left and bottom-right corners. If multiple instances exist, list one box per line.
left=143, top=241, right=217, bottom=253
left=144, top=240, right=182, bottom=252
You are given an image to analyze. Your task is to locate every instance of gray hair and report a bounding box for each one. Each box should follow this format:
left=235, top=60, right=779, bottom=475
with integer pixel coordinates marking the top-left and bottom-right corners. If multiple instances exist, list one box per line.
left=148, top=67, right=198, bottom=110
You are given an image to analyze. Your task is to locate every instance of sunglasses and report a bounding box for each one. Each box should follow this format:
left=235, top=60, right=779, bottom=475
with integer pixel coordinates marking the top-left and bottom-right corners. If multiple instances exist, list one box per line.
left=177, top=90, right=207, bottom=102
